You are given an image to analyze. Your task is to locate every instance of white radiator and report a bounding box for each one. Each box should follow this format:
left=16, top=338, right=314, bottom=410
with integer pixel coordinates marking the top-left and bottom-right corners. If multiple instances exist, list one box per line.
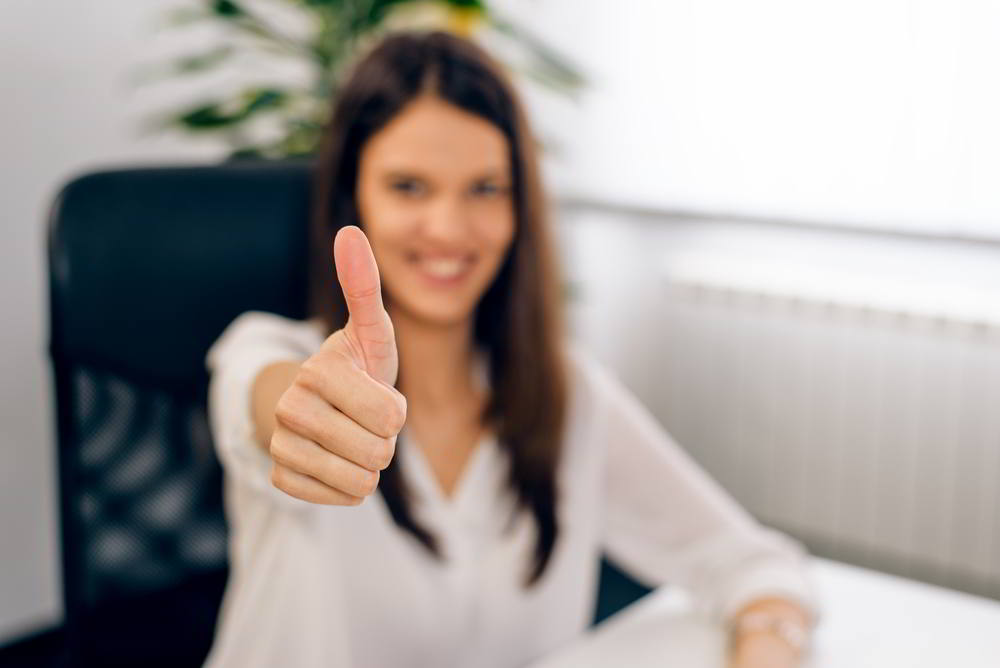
left=648, top=264, right=1000, bottom=599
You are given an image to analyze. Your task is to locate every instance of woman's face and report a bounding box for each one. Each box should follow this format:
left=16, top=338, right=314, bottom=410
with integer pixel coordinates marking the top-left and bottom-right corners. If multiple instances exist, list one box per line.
left=356, top=94, right=515, bottom=328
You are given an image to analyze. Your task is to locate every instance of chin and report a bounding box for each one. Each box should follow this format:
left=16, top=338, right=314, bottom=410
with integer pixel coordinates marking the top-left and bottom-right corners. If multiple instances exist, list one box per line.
left=402, top=297, right=478, bottom=328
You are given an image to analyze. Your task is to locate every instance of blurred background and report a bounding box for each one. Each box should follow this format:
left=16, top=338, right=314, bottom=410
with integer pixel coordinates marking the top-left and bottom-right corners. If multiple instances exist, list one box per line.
left=2, top=0, right=999, bottom=659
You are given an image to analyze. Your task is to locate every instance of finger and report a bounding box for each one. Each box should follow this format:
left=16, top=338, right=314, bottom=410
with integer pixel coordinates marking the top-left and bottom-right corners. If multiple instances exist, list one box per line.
left=295, top=347, right=407, bottom=438
left=275, top=382, right=396, bottom=471
left=270, top=462, right=364, bottom=506
left=270, top=424, right=380, bottom=498
left=333, top=225, right=397, bottom=384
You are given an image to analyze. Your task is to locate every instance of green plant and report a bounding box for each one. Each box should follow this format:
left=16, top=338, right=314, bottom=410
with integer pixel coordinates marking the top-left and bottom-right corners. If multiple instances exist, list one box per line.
left=138, top=0, right=585, bottom=159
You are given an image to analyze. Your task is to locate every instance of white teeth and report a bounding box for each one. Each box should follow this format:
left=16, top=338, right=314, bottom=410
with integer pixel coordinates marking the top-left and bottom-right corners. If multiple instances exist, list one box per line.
left=421, top=258, right=466, bottom=278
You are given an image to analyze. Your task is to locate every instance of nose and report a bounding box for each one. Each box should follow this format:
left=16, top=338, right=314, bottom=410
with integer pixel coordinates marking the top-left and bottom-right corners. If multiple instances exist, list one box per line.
left=420, top=194, right=468, bottom=244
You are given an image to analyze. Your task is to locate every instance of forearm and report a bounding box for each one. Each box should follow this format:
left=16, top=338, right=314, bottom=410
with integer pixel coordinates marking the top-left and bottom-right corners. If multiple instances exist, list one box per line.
left=726, top=596, right=812, bottom=668
left=250, top=360, right=302, bottom=451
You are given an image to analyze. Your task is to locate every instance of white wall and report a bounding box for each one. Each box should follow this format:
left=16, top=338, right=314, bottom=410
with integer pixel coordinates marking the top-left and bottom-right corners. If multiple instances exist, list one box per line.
left=0, top=0, right=226, bottom=643
left=505, top=0, right=1000, bottom=239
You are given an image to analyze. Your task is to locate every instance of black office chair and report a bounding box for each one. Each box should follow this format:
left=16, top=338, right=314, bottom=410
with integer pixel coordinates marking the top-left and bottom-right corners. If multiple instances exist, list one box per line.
left=46, top=159, right=313, bottom=666
left=45, top=159, right=649, bottom=667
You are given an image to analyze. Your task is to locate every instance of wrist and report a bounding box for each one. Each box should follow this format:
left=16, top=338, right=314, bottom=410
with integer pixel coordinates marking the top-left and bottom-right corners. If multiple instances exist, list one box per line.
left=729, top=610, right=809, bottom=652
left=728, top=609, right=809, bottom=655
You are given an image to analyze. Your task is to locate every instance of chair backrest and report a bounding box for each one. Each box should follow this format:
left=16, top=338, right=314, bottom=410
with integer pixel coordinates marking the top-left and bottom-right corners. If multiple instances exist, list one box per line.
left=46, top=159, right=313, bottom=666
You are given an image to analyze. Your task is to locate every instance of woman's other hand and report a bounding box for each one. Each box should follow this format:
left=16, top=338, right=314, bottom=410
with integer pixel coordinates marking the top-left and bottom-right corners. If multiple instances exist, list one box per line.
left=727, top=597, right=810, bottom=668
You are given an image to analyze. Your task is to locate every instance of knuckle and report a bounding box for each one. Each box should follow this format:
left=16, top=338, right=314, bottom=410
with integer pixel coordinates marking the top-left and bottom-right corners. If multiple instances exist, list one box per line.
left=335, top=493, right=363, bottom=507
left=368, top=436, right=396, bottom=471
left=379, top=395, right=407, bottom=436
left=270, top=463, right=286, bottom=490
left=395, top=390, right=408, bottom=423
left=268, top=434, right=293, bottom=467
left=357, top=468, right=379, bottom=496
left=295, top=359, right=324, bottom=394
left=274, top=393, right=298, bottom=429
left=276, top=396, right=313, bottom=439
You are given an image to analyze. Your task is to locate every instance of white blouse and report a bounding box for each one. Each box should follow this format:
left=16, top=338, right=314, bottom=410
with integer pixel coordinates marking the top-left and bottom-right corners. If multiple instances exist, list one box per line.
left=202, top=310, right=819, bottom=668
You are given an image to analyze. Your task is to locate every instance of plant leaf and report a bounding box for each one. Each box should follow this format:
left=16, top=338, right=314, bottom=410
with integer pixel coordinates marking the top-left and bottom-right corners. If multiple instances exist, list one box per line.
left=170, top=87, right=290, bottom=130
left=212, top=0, right=247, bottom=18
left=443, top=0, right=485, bottom=10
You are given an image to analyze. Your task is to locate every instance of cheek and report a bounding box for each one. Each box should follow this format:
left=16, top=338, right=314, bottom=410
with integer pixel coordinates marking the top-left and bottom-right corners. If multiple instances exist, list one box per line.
left=358, top=198, right=416, bottom=259
left=366, top=223, right=415, bottom=292
left=488, top=224, right=515, bottom=272
left=475, top=205, right=516, bottom=261
left=366, top=213, right=414, bottom=249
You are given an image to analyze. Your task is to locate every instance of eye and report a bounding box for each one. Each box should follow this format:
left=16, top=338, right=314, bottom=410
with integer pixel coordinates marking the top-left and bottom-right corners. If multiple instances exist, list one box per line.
left=389, top=177, right=427, bottom=197
left=469, top=181, right=510, bottom=198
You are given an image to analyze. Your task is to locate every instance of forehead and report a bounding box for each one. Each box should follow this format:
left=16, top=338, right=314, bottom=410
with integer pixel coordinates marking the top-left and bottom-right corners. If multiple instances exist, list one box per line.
left=361, top=95, right=510, bottom=177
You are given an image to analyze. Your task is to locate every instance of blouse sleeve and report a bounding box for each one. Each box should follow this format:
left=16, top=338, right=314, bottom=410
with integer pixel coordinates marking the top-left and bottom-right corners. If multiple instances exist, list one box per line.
left=205, top=310, right=326, bottom=512
left=570, top=345, right=821, bottom=626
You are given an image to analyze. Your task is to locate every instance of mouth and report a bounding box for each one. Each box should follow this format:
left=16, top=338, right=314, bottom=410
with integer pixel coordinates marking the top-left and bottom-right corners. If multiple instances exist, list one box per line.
left=407, top=252, right=476, bottom=286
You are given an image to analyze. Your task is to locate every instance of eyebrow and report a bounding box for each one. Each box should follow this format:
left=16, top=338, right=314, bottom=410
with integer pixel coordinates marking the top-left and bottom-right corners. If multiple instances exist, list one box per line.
left=469, top=168, right=510, bottom=181
left=381, top=168, right=511, bottom=182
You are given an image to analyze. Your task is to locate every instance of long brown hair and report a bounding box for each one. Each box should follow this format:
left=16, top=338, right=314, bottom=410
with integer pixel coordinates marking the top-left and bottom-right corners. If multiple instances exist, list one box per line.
left=308, top=30, right=568, bottom=587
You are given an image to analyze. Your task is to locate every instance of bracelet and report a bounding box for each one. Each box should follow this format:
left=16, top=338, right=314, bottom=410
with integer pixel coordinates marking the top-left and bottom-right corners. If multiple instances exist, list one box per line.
left=729, top=611, right=809, bottom=653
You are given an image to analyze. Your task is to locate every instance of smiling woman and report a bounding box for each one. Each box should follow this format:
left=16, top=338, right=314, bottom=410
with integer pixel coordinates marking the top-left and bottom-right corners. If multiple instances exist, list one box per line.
left=306, top=30, right=569, bottom=591
left=202, top=29, right=819, bottom=668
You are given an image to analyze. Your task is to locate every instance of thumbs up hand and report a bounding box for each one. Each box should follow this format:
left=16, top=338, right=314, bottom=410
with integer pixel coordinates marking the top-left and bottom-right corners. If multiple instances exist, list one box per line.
left=269, top=226, right=406, bottom=505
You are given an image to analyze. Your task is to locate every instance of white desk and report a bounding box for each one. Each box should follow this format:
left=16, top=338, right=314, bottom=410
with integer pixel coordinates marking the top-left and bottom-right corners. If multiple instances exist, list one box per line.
left=529, top=558, right=1000, bottom=667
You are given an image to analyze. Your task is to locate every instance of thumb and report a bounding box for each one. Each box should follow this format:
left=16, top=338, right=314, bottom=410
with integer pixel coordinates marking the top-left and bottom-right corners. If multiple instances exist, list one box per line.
left=333, top=225, right=398, bottom=386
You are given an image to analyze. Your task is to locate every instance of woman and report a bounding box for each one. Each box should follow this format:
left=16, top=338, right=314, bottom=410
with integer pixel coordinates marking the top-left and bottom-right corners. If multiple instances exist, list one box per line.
left=203, top=30, right=817, bottom=668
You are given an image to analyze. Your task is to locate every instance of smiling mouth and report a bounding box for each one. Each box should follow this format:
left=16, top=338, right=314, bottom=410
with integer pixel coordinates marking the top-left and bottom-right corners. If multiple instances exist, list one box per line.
left=408, top=253, right=476, bottom=282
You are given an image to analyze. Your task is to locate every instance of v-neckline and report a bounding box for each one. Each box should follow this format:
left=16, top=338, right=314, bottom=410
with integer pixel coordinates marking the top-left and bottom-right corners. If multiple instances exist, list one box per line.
left=401, top=426, right=496, bottom=512
left=397, top=346, right=494, bottom=511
